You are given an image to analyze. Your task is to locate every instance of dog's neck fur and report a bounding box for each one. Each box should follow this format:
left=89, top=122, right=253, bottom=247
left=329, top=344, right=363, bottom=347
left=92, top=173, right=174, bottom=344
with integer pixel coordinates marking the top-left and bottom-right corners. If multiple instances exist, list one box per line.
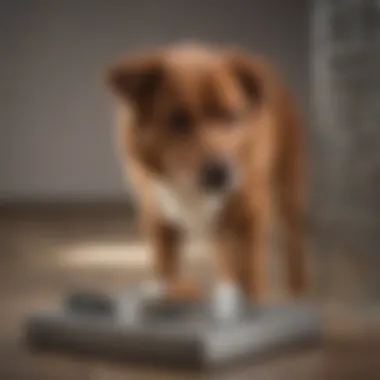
left=154, top=180, right=224, bottom=238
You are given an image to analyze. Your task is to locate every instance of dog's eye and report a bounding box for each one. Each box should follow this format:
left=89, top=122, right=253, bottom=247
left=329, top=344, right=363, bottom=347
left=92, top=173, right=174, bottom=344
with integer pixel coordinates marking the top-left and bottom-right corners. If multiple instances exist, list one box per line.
left=168, top=108, right=193, bottom=135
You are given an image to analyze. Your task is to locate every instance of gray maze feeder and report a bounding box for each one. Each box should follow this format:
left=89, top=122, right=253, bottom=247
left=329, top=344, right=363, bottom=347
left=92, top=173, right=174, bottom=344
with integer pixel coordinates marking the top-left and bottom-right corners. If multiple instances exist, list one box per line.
left=24, top=290, right=324, bottom=370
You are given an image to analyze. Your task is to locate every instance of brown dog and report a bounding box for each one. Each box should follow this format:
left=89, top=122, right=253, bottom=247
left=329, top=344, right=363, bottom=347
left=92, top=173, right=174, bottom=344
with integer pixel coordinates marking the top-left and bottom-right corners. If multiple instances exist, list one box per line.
left=106, top=43, right=307, bottom=317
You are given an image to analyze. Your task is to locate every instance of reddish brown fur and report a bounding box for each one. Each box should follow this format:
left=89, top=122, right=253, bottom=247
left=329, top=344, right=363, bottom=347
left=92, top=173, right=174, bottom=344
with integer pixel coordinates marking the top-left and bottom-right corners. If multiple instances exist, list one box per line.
left=106, top=43, right=308, bottom=302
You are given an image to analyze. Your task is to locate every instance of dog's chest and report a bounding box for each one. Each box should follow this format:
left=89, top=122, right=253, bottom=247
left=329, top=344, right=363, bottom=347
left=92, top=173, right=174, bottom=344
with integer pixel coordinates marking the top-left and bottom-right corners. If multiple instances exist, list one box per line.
left=155, top=183, right=223, bottom=237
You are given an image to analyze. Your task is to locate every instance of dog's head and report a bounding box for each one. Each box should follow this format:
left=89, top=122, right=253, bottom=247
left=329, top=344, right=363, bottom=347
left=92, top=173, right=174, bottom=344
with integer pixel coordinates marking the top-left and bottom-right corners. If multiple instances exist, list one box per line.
left=107, top=44, right=271, bottom=196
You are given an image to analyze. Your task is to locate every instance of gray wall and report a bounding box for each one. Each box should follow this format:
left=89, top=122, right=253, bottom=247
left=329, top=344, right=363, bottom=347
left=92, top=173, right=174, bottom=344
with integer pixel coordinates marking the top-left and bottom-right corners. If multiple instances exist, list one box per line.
left=311, top=0, right=380, bottom=303
left=0, top=0, right=310, bottom=200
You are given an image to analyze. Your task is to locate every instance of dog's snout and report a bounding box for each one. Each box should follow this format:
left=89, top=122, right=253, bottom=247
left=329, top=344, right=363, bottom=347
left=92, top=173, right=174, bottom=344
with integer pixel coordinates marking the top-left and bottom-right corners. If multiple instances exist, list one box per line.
left=199, top=159, right=230, bottom=192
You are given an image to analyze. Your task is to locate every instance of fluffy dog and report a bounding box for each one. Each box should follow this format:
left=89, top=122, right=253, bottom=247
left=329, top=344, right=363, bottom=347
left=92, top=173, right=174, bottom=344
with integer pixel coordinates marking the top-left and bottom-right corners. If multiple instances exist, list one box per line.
left=106, top=43, right=307, bottom=318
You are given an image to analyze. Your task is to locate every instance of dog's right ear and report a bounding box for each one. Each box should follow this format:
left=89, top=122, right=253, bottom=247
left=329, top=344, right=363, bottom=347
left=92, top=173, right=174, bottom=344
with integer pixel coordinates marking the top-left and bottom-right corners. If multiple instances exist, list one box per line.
left=106, top=55, right=164, bottom=109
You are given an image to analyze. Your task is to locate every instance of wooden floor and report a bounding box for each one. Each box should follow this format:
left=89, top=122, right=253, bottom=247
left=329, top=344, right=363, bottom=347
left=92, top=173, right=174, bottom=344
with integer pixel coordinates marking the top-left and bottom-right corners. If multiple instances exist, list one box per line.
left=1, top=205, right=380, bottom=380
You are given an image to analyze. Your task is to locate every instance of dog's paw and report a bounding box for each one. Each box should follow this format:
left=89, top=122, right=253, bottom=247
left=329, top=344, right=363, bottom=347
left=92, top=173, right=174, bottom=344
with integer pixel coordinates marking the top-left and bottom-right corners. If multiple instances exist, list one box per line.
left=210, top=282, right=242, bottom=321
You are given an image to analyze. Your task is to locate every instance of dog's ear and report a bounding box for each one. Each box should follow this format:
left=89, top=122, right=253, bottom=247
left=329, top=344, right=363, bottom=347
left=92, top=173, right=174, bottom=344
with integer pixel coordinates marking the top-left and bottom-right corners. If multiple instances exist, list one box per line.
left=106, top=55, right=164, bottom=110
left=226, top=52, right=273, bottom=106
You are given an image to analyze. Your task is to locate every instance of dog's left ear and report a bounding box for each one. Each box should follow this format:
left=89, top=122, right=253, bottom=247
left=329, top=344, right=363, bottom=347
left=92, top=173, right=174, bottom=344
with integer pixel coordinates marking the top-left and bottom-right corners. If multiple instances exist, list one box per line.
left=226, top=52, right=274, bottom=106
left=106, top=54, right=164, bottom=111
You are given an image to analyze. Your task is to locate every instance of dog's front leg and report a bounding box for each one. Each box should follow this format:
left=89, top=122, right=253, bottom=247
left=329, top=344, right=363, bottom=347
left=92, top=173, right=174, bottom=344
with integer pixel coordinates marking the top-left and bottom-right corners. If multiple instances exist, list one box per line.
left=142, top=220, right=201, bottom=301
left=210, top=235, right=244, bottom=320
left=140, top=221, right=180, bottom=298
left=245, top=182, right=272, bottom=304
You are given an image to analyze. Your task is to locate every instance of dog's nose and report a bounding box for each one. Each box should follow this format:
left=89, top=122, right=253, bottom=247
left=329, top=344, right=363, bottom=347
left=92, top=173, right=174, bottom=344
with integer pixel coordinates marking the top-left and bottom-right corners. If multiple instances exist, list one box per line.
left=199, top=159, right=230, bottom=192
